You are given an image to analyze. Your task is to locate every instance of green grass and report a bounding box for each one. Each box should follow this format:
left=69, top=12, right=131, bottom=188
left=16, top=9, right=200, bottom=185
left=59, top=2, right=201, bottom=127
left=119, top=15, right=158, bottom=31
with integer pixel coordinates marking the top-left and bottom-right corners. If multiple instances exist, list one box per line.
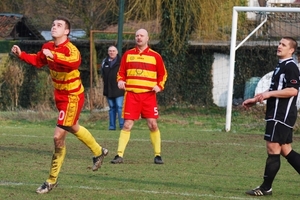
left=1, top=107, right=300, bottom=199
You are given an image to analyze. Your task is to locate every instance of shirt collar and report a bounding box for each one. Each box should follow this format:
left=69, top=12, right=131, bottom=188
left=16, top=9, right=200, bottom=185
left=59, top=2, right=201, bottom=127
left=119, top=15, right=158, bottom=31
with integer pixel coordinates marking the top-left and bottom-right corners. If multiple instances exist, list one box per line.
left=53, top=38, right=70, bottom=48
left=135, top=46, right=150, bottom=55
left=279, top=57, right=293, bottom=63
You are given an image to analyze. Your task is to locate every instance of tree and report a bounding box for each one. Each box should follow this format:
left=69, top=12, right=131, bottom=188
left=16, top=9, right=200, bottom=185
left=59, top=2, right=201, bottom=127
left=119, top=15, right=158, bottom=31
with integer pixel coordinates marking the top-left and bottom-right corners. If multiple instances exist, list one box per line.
left=2, top=59, right=24, bottom=109
left=158, top=0, right=196, bottom=104
left=1, top=0, right=247, bottom=108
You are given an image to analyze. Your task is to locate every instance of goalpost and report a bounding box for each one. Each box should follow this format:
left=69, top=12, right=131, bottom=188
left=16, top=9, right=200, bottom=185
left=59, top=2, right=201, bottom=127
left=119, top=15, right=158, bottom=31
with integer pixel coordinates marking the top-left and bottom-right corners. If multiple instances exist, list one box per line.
left=226, top=6, right=300, bottom=132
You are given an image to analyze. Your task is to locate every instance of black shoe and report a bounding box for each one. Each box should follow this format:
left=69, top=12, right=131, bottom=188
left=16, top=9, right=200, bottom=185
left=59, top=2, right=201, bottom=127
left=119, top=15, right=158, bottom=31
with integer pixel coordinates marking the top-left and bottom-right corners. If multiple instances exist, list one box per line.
left=92, top=147, right=109, bottom=171
left=154, top=156, right=164, bottom=164
left=245, top=186, right=272, bottom=196
left=111, top=155, right=124, bottom=164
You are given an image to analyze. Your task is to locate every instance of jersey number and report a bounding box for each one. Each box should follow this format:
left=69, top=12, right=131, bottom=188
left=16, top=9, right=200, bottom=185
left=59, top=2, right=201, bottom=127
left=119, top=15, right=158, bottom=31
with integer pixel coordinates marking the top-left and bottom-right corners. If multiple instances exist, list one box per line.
left=59, top=110, right=65, bottom=120
left=154, top=107, right=158, bottom=116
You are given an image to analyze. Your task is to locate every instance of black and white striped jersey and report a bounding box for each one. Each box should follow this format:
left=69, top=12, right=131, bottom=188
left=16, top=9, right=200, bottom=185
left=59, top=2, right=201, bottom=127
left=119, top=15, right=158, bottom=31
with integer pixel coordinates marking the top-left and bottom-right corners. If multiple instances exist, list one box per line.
left=265, top=57, right=300, bottom=127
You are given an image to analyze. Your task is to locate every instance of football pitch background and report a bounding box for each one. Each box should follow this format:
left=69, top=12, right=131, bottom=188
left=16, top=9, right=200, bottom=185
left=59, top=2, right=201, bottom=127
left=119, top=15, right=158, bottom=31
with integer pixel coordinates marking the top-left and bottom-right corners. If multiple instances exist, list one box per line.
left=1, top=109, right=300, bottom=200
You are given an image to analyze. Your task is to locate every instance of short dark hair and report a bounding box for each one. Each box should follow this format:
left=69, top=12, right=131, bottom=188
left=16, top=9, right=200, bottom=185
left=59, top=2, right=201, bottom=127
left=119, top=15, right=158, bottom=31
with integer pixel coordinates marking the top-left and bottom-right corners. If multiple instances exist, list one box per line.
left=55, top=16, right=71, bottom=36
left=283, top=36, right=298, bottom=54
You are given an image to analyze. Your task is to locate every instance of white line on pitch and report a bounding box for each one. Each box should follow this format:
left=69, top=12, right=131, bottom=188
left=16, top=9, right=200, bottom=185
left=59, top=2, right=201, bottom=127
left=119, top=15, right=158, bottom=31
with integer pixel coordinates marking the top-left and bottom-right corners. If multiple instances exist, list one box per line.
left=0, top=133, right=265, bottom=148
left=0, top=181, right=258, bottom=200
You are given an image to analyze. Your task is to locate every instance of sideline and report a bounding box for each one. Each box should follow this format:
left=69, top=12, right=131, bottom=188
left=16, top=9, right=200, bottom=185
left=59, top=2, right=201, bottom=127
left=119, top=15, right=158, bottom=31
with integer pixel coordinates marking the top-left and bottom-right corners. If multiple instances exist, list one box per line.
left=0, top=181, right=258, bottom=200
left=0, top=133, right=265, bottom=148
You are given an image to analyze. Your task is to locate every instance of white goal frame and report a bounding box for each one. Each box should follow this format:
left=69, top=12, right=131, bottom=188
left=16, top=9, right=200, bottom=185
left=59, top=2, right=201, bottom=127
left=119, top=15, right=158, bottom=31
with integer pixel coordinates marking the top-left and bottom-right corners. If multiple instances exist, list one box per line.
left=226, top=6, right=300, bottom=132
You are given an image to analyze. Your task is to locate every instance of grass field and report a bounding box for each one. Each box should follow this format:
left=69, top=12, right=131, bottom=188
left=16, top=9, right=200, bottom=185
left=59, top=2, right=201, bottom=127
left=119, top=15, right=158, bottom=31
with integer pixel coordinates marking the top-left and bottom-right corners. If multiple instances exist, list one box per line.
left=1, top=107, right=300, bottom=200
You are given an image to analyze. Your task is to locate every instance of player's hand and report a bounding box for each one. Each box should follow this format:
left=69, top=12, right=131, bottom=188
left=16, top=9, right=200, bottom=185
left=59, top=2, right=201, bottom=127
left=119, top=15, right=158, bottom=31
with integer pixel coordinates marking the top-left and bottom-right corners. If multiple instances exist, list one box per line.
left=242, top=97, right=257, bottom=109
left=118, top=80, right=126, bottom=89
left=11, top=45, right=21, bottom=57
left=255, top=92, right=268, bottom=103
left=152, top=85, right=161, bottom=93
left=43, top=49, right=53, bottom=59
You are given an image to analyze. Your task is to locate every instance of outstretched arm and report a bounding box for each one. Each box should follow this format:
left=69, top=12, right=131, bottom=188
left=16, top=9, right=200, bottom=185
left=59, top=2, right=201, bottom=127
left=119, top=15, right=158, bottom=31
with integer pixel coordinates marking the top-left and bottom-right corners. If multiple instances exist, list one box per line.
left=242, top=97, right=258, bottom=109
left=11, top=45, right=47, bottom=68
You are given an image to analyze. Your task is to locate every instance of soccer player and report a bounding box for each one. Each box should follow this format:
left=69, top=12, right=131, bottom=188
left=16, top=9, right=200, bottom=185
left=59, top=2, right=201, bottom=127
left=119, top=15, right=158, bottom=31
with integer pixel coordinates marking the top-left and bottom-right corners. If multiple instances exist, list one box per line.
left=11, top=16, right=108, bottom=194
left=110, top=28, right=167, bottom=164
left=243, top=37, right=300, bottom=196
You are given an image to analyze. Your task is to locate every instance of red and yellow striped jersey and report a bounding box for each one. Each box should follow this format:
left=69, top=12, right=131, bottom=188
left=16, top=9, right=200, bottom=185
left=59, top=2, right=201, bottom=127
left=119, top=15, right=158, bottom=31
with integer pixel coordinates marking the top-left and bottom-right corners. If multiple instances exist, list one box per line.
left=117, top=46, right=167, bottom=93
left=20, top=39, right=84, bottom=95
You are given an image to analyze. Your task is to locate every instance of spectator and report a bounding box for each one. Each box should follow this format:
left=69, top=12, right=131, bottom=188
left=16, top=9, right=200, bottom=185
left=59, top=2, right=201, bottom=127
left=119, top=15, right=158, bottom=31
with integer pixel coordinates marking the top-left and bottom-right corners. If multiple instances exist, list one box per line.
left=101, top=45, right=124, bottom=130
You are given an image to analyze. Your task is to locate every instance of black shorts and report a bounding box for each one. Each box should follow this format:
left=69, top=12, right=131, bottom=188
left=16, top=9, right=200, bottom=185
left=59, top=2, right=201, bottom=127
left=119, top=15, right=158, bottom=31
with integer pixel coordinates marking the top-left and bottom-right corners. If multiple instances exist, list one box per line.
left=264, top=121, right=293, bottom=145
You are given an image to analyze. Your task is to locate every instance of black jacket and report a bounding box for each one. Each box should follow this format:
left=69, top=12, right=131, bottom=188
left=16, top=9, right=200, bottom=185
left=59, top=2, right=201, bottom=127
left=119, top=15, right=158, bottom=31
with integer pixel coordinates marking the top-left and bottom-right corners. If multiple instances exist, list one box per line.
left=101, top=54, right=124, bottom=98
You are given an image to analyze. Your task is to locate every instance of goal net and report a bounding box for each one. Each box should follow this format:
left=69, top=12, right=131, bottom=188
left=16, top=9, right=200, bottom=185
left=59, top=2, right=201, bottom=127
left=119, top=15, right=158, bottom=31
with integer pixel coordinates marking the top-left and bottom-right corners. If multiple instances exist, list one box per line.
left=225, top=4, right=300, bottom=132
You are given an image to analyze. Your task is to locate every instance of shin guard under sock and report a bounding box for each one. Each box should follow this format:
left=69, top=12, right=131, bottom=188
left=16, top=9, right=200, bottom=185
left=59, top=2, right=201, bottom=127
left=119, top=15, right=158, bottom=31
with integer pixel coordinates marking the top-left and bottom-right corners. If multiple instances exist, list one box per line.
left=46, top=146, right=66, bottom=184
left=117, top=130, right=130, bottom=157
left=150, top=129, right=161, bottom=156
left=285, top=150, right=300, bottom=174
left=261, top=154, right=280, bottom=190
left=74, top=126, right=101, bottom=156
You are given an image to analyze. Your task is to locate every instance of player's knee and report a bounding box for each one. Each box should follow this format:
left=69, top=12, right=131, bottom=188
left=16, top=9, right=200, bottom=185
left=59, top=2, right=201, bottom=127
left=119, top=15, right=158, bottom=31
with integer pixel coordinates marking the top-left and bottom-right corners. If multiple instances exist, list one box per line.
left=53, top=136, right=65, bottom=147
left=281, top=144, right=293, bottom=156
left=148, top=122, right=158, bottom=131
left=122, top=120, right=133, bottom=131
